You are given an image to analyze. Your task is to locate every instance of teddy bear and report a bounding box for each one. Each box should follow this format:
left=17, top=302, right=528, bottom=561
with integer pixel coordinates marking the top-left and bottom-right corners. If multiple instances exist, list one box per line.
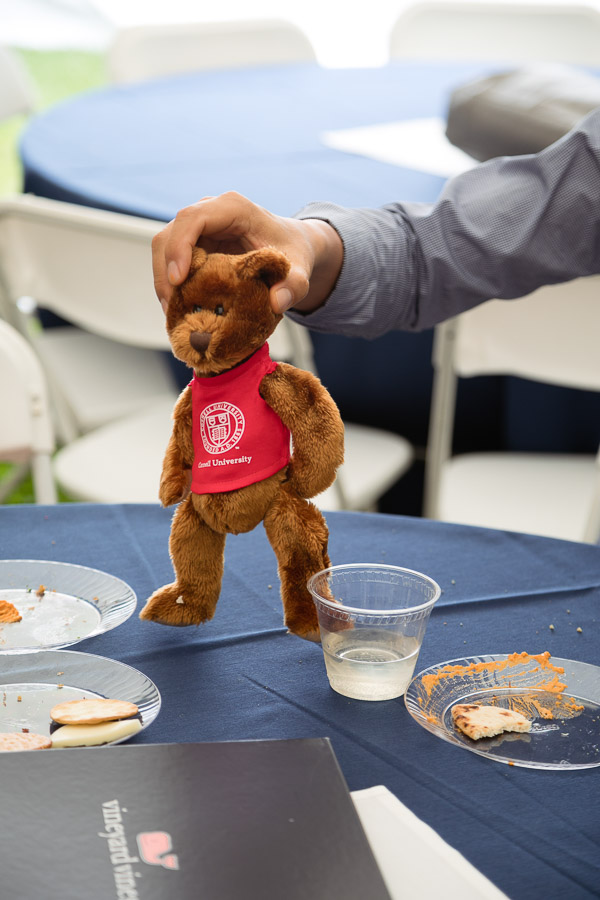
left=139, top=246, right=344, bottom=641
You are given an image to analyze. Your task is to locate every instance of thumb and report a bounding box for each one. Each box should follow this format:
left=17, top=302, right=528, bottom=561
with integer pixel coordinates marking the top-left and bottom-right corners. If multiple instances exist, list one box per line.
left=270, top=265, right=310, bottom=314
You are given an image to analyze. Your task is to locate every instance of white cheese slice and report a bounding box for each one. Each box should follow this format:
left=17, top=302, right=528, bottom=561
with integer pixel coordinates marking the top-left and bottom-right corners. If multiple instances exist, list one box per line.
left=51, top=717, right=142, bottom=747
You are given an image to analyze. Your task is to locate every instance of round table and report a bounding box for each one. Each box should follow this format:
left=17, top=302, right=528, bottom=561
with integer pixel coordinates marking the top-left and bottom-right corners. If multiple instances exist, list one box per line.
left=21, top=60, right=487, bottom=220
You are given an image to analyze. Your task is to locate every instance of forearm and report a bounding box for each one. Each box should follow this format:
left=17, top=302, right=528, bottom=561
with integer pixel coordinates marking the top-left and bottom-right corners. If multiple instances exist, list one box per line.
left=290, top=108, right=600, bottom=338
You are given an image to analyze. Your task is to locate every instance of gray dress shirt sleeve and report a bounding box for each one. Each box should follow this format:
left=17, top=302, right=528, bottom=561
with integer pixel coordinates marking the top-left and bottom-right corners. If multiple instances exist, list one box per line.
left=289, top=107, right=600, bottom=339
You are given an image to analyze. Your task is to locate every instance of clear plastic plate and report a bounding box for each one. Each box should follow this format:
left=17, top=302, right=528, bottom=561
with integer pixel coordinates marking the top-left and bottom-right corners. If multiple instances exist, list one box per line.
left=0, top=560, right=136, bottom=653
left=0, top=649, right=160, bottom=747
left=405, top=653, right=600, bottom=769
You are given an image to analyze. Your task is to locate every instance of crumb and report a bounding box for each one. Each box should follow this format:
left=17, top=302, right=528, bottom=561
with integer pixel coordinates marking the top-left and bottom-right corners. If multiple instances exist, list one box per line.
left=508, top=761, right=514, bottom=767
left=56, top=672, right=64, bottom=676
left=267, top=585, right=272, bottom=590
left=577, top=627, right=583, bottom=633
left=566, top=609, right=571, bottom=614
left=57, top=684, right=64, bottom=689
left=451, top=579, right=456, bottom=585
left=22, top=727, right=29, bottom=733
left=17, top=696, right=22, bottom=702
left=35, top=584, right=45, bottom=599
left=549, top=624, right=555, bottom=631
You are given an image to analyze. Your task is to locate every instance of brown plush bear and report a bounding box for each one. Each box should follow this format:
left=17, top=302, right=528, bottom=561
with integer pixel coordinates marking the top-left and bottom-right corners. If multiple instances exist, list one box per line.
left=139, top=247, right=344, bottom=641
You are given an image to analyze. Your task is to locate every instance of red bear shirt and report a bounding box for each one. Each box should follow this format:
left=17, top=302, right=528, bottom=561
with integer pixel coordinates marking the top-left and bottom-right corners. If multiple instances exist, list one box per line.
left=190, top=343, right=291, bottom=494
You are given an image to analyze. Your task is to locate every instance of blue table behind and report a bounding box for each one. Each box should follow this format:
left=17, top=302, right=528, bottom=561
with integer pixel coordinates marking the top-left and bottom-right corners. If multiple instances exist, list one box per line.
left=3, top=503, right=599, bottom=898
left=20, top=61, right=600, bottom=512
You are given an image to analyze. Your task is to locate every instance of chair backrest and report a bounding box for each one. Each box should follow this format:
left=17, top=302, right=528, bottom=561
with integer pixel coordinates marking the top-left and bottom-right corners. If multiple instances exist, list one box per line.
left=0, top=46, right=36, bottom=120
left=0, top=194, right=169, bottom=351
left=423, top=276, right=600, bottom=534
left=269, top=315, right=318, bottom=375
left=389, top=2, right=600, bottom=65
left=0, top=195, right=326, bottom=366
left=449, top=276, right=600, bottom=391
left=0, top=319, right=57, bottom=503
left=108, top=18, right=317, bottom=84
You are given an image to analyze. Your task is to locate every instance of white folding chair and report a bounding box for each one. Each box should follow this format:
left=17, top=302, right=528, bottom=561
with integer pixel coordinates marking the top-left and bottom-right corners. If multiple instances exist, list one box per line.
left=0, top=46, right=36, bottom=121
left=389, top=2, right=600, bottom=65
left=0, top=319, right=57, bottom=504
left=108, top=18, right=316, bottom=84
left=0, top=194, right=178, bottom=446
left=423, top=277, right=600, bottom=543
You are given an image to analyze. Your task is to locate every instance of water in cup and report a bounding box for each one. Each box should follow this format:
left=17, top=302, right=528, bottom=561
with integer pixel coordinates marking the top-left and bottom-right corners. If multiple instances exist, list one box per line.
left=322, top=629, right=420, bottom=701
left=308, top=564, right=440, bottom=702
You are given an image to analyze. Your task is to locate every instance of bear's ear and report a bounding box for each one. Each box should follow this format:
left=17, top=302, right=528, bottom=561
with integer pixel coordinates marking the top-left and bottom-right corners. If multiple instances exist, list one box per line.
left=237, top=248, right=290, bottom=287
left=188, top=247, right=209, bottom=275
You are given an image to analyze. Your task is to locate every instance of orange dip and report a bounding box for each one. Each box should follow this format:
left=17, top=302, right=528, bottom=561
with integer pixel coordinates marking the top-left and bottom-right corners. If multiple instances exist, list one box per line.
left=420, top=652, right=584, bottom=727
left=0, top=600, right=21, bottom=624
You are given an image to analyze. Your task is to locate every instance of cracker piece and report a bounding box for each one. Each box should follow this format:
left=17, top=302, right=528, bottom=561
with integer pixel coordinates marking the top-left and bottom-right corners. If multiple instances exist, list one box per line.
left=51, top=718, right=142, bottom=748
left=451, top=703, right=532, bottom=740
left=50, top=698, right=139, bottom=725
left=0, top=732, right=52, bottom=752
left=0, top=600, right=21, bottom=624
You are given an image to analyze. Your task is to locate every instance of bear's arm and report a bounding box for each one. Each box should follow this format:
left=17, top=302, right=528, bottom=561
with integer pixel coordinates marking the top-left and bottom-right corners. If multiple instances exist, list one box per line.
left=159, top=385, right=194, bottom=507
left=260, top=363, right=344, bottom=499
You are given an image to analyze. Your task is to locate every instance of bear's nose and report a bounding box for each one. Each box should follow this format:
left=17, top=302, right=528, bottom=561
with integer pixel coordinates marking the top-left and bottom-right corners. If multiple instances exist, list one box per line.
left=190, top=331, right=211, bottom=353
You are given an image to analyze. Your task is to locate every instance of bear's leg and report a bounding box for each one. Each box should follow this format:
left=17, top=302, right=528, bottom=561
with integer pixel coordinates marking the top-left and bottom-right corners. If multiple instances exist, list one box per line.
left=140, top=495, right=226, bottom=627
left=263, top=484, right=330, bottom=642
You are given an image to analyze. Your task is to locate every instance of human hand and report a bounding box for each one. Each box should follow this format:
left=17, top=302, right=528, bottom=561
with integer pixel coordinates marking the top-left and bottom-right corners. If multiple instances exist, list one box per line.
left=152, top=192, right=342, bottom=316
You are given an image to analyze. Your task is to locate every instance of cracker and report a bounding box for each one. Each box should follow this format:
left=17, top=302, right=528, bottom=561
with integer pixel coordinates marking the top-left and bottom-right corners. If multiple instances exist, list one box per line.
left=0, top=599, right=21, bottom=624
left=0, top=732, right=51, bottom=751
left=451, top=703, right=532, bottom=740
left=51, top=718, right=142, bottom=748
left=50, top=698, right=139, bottom=725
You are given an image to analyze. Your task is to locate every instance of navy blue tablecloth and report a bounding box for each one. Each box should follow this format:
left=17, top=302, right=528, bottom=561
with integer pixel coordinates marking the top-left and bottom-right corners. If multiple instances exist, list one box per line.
left=2, top=503, right=599, bottom=898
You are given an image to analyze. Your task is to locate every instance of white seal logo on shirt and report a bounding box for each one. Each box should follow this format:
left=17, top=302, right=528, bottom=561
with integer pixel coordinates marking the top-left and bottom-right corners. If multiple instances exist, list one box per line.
left=200, top=402, right=245, bottom=454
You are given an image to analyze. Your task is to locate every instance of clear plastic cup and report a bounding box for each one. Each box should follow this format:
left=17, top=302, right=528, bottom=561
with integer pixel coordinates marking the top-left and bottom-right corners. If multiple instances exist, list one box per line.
left=308, top=564, right=440, bottom=701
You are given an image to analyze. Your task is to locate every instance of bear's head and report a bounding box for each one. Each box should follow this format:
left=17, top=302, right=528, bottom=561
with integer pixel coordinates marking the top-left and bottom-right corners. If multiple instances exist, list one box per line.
left=166, top=247, right=290, bottom=376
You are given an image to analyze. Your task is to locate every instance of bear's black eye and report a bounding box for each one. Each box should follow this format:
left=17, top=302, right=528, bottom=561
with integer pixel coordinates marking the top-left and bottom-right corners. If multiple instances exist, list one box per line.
left=214, top=304, right=225, bottom=316
left=193, top=305, right=202, bottom=313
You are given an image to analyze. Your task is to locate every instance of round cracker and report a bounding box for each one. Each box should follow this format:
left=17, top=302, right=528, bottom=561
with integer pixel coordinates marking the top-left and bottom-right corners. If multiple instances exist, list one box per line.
left=0, top=732, right=52, bottom=752
left=50, top=698, right=139, bottom=725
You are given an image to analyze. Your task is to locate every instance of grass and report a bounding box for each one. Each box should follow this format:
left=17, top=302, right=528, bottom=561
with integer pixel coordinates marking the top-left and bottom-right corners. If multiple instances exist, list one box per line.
left=0, top=48, right=107, bottom=195
left=1, top=48, right=107, bottom=502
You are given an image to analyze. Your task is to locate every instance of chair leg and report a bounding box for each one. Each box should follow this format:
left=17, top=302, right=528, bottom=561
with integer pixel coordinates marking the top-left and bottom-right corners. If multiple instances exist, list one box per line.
left=32, top=454, right=58, bottom=504
left=423, top=320, right=458, bottom=520
left=582, top=448, right=600, bottom=544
